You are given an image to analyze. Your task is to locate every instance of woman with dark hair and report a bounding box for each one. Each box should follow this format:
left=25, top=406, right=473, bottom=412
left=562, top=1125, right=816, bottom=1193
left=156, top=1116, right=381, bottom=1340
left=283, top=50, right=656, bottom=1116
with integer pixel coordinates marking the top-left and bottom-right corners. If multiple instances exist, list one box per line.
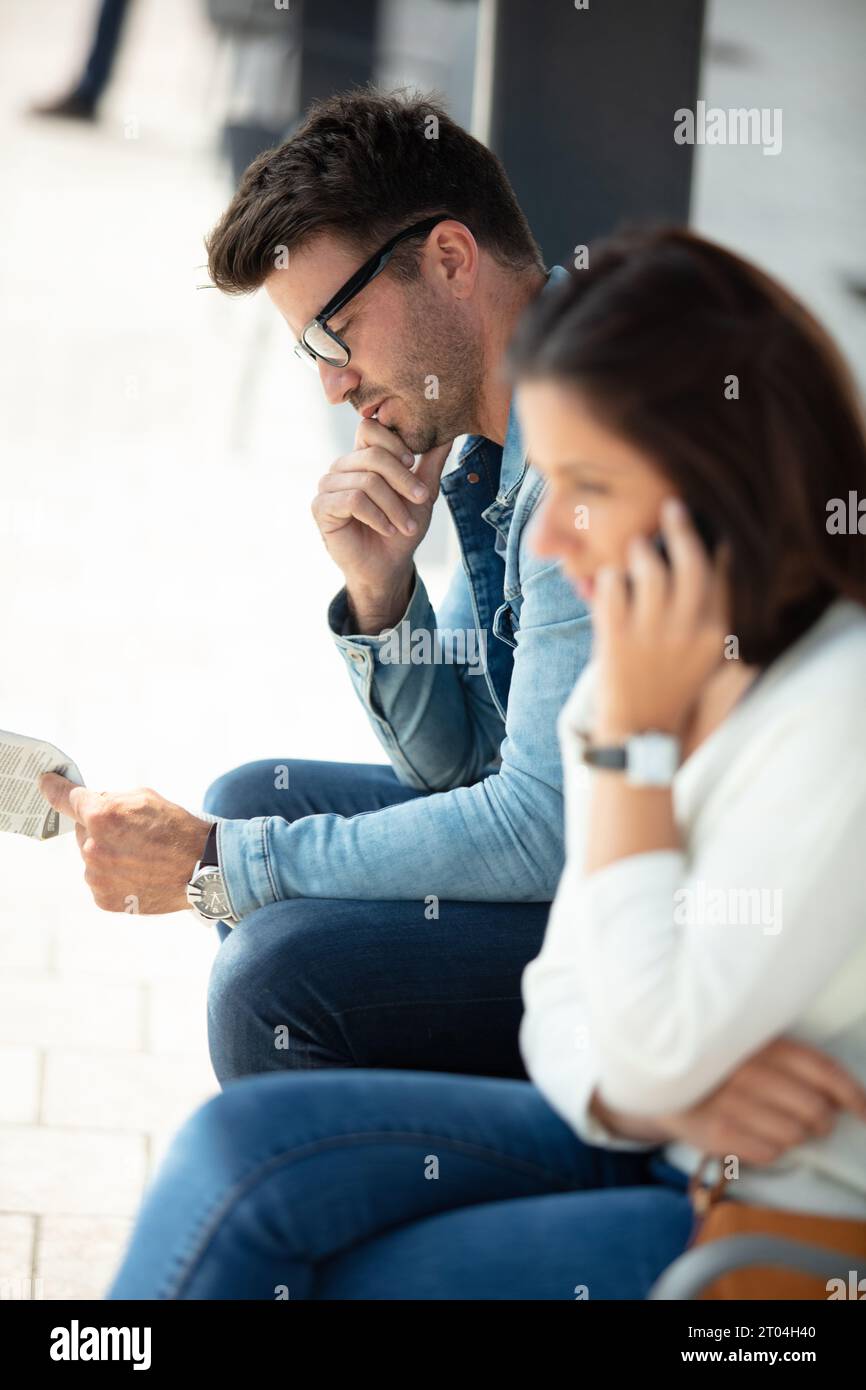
left=107, top=229, right=866, bottom=1300
left=509, top=227, right=866, bottom=1294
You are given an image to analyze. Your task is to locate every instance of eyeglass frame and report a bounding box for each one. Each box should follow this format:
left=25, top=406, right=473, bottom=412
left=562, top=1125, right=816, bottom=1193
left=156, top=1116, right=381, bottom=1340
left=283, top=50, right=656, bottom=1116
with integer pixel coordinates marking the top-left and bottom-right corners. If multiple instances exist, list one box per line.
left=293, top=213, right=456, bottom=370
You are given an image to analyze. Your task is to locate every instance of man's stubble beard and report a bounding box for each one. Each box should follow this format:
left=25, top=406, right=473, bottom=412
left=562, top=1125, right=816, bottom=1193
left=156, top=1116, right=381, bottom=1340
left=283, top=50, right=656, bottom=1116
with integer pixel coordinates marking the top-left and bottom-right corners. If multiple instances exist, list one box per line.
left=389, top=288, right=486, bottom=455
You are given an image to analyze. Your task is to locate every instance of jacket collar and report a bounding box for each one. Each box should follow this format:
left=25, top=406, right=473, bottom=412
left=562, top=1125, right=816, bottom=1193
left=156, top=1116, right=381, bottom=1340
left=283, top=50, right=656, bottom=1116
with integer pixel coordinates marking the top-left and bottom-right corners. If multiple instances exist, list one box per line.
left=460, top=264, right=571, bottom=497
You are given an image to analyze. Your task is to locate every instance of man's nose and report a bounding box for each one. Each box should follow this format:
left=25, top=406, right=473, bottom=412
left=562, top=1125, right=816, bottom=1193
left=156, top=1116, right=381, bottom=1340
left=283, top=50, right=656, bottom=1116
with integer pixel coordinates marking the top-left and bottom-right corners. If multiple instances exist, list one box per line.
left=318, top=360, right=360, bottom=406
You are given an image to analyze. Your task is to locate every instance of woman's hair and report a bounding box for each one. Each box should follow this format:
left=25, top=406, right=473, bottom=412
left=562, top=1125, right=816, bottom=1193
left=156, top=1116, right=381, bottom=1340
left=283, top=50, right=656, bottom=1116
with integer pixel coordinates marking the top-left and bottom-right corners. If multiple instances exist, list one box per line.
left=507, top=227, right=866, bottom=665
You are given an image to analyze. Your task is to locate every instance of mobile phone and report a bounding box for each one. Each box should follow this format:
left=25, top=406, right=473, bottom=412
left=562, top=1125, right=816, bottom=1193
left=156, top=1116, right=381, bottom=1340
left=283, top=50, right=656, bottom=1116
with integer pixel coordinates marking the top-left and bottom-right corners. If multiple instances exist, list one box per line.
left=650, top=507, right=718, bottom=565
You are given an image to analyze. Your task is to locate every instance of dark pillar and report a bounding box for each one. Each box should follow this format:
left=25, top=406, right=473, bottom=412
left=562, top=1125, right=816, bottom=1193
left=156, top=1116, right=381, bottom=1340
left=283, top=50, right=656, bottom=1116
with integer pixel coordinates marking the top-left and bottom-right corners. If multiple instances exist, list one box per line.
left=298, top=0, right=379, bottom=109
left=476, top=0, right=706, bottom=266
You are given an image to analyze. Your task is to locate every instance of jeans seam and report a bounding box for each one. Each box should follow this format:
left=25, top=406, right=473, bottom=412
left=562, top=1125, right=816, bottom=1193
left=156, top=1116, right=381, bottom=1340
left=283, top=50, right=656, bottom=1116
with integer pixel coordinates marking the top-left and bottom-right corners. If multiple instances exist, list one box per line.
left=260, top=818, right=279, bottom=906
left=162, top=1129, right=572, bottom=1299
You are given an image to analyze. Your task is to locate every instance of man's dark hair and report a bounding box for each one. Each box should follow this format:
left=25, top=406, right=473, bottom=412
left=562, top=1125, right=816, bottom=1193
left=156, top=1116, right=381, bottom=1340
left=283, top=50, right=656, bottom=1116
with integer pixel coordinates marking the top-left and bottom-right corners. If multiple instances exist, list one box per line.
left=206, top=87, right=545, bottom=294
left=508, top=226, right=866, bottom=667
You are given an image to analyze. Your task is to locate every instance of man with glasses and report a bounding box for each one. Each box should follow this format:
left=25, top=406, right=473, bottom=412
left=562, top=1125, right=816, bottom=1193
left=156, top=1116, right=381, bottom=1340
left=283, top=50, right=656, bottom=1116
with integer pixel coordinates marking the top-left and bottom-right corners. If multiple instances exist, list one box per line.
left=41, top=89, right=592, bottom=1086
left=292, top=214, right=451, bottom=373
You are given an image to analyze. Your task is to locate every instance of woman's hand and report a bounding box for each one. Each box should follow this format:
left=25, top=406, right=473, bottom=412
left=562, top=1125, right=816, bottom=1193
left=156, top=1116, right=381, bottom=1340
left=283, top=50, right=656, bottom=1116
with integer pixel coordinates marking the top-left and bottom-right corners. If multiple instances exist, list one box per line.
left=661, top=1038, right=866, bottom=1165
left=592, top=498, right=730, bottom=743
left=592, top=1039, right=866, bottom=1163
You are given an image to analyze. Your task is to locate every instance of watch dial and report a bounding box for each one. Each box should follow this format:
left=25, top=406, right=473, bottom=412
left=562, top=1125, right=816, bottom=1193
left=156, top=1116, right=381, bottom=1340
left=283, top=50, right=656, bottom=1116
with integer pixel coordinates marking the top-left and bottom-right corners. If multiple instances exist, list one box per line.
left=201, top=873, right=229, bottom=919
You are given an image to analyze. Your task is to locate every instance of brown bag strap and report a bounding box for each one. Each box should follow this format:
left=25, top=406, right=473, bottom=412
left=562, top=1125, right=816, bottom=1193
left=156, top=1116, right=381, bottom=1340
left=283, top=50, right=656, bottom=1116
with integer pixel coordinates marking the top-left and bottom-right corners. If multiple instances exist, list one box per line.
left=686, top=1154, right=866, bottom=1276
left=688, top=1154, right=728, bottom=1218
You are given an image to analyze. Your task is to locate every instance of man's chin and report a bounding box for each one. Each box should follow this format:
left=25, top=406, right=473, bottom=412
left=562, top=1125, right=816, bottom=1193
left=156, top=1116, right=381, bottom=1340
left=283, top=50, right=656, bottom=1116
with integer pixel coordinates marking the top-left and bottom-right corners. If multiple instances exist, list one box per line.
left=399, top=422, right=450, bottom=456
left=389, top=433, right=423, bottom=455
left=383, top=402, right=452, bottom=455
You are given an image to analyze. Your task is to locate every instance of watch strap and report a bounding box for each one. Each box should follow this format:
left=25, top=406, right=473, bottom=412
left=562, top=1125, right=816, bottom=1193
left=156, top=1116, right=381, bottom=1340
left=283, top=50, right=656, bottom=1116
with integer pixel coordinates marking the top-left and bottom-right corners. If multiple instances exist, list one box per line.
left=580, top=731, right=681, bottom=787
left=200, top=821, right=219, bottom=868
left=583, top=745, right=628, bottom=772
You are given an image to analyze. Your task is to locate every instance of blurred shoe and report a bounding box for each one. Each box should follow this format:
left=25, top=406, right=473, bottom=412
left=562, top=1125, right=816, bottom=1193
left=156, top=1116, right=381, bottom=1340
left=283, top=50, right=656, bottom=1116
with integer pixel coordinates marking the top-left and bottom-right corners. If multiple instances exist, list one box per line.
left=29, top=91, right=96, bottom=122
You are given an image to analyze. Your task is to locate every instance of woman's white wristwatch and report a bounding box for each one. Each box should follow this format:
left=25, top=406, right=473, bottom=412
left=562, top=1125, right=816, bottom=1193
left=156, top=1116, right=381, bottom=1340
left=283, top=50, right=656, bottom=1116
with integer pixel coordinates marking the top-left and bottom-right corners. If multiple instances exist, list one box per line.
left=186, top=822, right=238, bottom=925
left=579, top=730, right=681, bottom=787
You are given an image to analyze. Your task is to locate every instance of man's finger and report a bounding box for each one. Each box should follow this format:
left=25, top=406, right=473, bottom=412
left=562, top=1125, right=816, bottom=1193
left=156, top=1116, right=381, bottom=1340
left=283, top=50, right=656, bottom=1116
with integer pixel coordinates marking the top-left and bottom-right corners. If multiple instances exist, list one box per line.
left=313, top=489, right=397, bottom=539
left=38, top=772, right=100, bottom=826
left=413, top=441, right=453, bottom=492
left=324, top=452, right=429, bottom=505
left=354, top=417, right=415, bottom=464
left=318, top=472, right=417, bottom=535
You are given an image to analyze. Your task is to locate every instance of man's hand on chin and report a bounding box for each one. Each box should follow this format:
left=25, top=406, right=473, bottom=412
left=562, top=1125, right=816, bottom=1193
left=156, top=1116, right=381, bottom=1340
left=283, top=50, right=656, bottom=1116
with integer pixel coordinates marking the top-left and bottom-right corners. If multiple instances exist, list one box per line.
left=38, top=772, right=212, bottom=915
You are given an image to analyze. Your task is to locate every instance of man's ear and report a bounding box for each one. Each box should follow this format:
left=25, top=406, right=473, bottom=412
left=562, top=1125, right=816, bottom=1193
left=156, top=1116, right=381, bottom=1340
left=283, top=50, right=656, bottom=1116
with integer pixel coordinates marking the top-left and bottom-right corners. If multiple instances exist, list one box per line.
left=425, top=220, right=478, bottom=298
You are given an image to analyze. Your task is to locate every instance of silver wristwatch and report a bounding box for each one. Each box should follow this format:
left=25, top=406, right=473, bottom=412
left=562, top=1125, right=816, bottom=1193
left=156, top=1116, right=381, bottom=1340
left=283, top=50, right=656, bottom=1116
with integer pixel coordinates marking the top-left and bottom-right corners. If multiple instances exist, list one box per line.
left=580, top=730, right=681, bottom=787
left=186, top=822, right=238, bottom=924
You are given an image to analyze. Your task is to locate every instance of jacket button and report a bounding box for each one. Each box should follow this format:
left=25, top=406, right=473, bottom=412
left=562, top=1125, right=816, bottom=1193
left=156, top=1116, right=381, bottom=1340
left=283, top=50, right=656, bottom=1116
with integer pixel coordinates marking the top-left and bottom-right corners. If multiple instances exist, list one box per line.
left=467, top=472, right=479, bottom=484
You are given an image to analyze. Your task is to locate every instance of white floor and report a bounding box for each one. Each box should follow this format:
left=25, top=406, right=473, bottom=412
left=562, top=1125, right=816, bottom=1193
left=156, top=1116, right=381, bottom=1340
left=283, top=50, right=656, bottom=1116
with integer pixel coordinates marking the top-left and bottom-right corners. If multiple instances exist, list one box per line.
left=0, top=0, right=450, bottom=1299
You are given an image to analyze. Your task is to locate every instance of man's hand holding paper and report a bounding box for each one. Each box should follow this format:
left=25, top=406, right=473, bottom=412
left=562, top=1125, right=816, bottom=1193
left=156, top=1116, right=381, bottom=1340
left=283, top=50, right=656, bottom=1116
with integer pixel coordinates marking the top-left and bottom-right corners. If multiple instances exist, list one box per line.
left=0, top=731, right=85, bottom=840
left=39, top=773, right=212, bottom=914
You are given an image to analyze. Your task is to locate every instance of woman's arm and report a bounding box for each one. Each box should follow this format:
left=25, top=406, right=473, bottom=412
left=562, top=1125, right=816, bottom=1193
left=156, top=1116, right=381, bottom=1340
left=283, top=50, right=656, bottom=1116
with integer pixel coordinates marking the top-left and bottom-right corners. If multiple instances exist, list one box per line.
left=591, top=1039, right=866, bottom=1162
left=583, top=499, right=725, bottom=878
left=521, top=502, right=866, bottom=1141
left=590, top=1092, right=669, bottom=1143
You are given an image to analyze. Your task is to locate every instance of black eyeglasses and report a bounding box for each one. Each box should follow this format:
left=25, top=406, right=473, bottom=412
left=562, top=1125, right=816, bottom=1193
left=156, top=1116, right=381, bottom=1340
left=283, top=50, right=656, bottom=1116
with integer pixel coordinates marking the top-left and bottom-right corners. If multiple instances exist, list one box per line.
left=293, top=214, right=455, bottom=370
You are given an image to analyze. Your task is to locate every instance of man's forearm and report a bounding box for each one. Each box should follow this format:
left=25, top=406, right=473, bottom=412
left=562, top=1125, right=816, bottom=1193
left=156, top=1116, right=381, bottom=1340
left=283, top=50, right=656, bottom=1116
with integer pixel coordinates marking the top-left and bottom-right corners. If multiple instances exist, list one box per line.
left=216, top=766, right=564, bottom=920
left=331, top=569, right=504, bottom=791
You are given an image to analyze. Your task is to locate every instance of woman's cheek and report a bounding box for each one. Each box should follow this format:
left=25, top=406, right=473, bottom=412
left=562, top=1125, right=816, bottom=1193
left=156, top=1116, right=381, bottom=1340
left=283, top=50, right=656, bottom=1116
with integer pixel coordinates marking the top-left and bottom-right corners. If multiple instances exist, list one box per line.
left=529, top=494, right=574, bottom=560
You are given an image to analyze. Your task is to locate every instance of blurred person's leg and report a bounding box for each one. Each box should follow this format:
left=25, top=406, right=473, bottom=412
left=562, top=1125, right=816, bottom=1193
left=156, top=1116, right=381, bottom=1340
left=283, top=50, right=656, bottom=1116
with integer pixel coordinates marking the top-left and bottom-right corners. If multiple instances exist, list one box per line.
left=106, top=1069, right=692, bottom=1299
left=203, top=758, right=549, bottom=1084
left=30, top=0, right=134, bottom=121
left=221, top=0, right=379, bottom=186
left=221, top=28, right=302, bottom=187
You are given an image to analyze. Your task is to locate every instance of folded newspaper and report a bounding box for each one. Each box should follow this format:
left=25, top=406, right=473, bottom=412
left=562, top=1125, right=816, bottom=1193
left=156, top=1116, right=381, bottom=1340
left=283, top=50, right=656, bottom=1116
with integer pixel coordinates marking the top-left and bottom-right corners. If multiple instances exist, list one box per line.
left=0, top=731, right=84, bottom=839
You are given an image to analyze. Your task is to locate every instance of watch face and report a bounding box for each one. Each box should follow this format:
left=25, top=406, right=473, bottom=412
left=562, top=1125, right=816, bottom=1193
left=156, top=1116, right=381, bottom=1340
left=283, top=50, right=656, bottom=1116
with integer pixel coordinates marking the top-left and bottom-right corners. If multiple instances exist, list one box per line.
left=627, top=732, right=680, bottom=786
left=197, top=870, right=230, bottom=920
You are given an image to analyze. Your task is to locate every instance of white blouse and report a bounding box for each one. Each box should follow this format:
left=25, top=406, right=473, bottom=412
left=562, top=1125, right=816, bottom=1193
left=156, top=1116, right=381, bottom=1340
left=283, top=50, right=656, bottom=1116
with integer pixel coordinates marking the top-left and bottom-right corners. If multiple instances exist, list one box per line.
left=519, top=598, right=866, bottom=1218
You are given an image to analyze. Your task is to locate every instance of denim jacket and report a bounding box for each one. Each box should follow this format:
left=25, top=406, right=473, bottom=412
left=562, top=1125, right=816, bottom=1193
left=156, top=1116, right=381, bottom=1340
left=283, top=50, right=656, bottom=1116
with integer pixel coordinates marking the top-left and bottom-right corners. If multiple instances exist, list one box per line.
left=217, top=265, right=593, bottom=916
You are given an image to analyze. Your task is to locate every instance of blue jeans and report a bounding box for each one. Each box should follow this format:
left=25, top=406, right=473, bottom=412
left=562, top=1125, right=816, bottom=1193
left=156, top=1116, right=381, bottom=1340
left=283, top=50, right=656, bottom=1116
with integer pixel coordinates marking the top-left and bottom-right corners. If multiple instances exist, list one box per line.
left=76, top=0, right=133, bottom=106
left=107, top=1069, right=693, bottom=1299
left=204, top=760, right=551, bottom=1085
